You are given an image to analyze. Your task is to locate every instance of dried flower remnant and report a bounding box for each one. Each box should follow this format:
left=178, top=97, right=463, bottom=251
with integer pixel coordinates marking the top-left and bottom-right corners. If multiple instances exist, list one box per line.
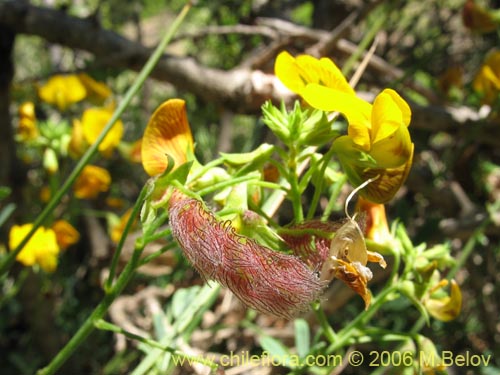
left=168, top=190, right=324, bottom=319
left=320, top=180, right=387, bottom=308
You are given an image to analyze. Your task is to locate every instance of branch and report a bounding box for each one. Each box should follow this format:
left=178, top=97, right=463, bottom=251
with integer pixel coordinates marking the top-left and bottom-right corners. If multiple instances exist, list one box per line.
left=0, top=1, right=291, bottom=113
left=1, top=0, right=499, bottom=145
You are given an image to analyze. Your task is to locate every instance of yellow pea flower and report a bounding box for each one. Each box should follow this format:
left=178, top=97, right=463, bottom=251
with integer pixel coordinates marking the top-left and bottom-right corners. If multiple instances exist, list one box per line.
left=38, top=74, right=87, bottom=111
left=305, top=87, right=413, bottom=203
left=9, top=224, right=60, bottom=272
left=473, top=50, right=500, bottom=105
left=52, top=220, right=80, bottom=250
left=141, top=99, right=194, bottom=176
left=275, top=52, right=413, bottom=203
left=81, top=106, right=124, bottom=158
left=73, top=165, right=111, bottom=199
left=424, top=279, right=462, bottom=322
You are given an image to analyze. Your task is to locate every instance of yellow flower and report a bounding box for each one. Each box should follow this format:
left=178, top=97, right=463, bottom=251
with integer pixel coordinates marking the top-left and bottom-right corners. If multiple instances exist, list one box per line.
left=17, top=101, right=39, bottom=141
left=73, top=165, right=111, bottom=199
left=78, top=73, right=112, bottom=104
left=141, top=99, right=194, bottom=176
left=9, top=224, right=60, bottom=272
left=81, top=106, right=124, bottom=157
left=52, top=220, right=80, bottom=250
left=38, top=74, right=87, bottom=111
left=424, top=279, right=462, bottom=322
left=307, top=87, right=413, bottom=203
left=275, top=52, right=413, bottom=203
left=355, top=196, right=392, bottom=244
left=473, top=50, right=500, bottom=104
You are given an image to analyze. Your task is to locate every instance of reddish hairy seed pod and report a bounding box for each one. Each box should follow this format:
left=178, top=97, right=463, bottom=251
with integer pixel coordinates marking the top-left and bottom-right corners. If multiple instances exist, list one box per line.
left=168, top=191, right=324, bottom=319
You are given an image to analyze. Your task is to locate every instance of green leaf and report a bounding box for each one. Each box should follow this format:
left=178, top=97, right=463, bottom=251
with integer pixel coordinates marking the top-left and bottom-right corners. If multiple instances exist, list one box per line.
left=220, top=143, right=274, bottom=166
left=294, top=319, right=310, bottom=358
left=259, top=335, right=294, bottom=368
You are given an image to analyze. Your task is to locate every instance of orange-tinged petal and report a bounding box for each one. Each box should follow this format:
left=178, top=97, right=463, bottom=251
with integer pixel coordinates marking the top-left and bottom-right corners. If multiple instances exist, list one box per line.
left=141, top=99, right=194, bottom=176
left=355, top=196, right=392, bottom=244
left=73, top=165, right=111, bottom=199
left=81, top=107, right=124, bottom=157
left=52, top=220, right=80, bottom=250
left=38, top=75, right=87, bottom=111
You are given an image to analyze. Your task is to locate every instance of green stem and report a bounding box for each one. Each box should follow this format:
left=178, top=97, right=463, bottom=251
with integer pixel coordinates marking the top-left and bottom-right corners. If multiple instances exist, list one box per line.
left=94, top=320, right=219, bottom=370
left=0, top=2, right=192, bottom=277
left=321, top=174, right=348, bottom=221
left=37, top=241, right=145, bottom=375
left=307, top=146, right=337, bottom=220
left=196, top=172, right=262, bottom=196
left=325, top=284, right=398, bottom=354
left=104, top=184, right=148, bottom=291
left=288, top=145, right=304, bottom=222
left=313, top=304, right=337, bottom=344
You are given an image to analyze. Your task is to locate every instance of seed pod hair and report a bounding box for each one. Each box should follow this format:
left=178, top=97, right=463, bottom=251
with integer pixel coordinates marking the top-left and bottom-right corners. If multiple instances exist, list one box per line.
left=168, top=190, right=324, bottom=319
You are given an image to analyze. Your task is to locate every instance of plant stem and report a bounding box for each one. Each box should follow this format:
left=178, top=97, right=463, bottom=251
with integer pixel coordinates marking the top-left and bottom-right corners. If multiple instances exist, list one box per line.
left=104, top=184, right=148, bottom=291
left=37, top=241, right=145, bottom=375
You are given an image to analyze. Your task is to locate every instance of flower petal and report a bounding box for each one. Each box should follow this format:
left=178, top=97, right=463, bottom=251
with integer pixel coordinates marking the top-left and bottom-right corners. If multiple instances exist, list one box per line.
left=302, top=84, right=372, bottom=149
left=371, top=89, right=410, bottom=145
left=38, top=75, right=87, bottom=111
left=81, top=107, right=124, bottom=157
left=141, top=99, right=194, bottom=176
left=275, top=51, right=354, bottom=95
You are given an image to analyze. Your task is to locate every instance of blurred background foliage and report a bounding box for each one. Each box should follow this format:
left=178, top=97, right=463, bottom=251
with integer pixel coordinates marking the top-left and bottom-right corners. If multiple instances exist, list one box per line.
left=1, top=0, right=500, bottom=374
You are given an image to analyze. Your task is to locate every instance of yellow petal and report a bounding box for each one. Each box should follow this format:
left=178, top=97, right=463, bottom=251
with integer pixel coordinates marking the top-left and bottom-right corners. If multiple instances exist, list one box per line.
left=81, top=107, right=124, bottom=157
left=369, top=123, right=412, bottom=168
left=141, top=99, right=194, bottom=176
left=38, top=75, right=87, bottom=111
left=302, top=84, right=372, bottom=149
left=425, top=279, right=462, bottom=322
left=275, top=51, right=355, bottom=95
left=371, top=89, right=410, bottom=145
